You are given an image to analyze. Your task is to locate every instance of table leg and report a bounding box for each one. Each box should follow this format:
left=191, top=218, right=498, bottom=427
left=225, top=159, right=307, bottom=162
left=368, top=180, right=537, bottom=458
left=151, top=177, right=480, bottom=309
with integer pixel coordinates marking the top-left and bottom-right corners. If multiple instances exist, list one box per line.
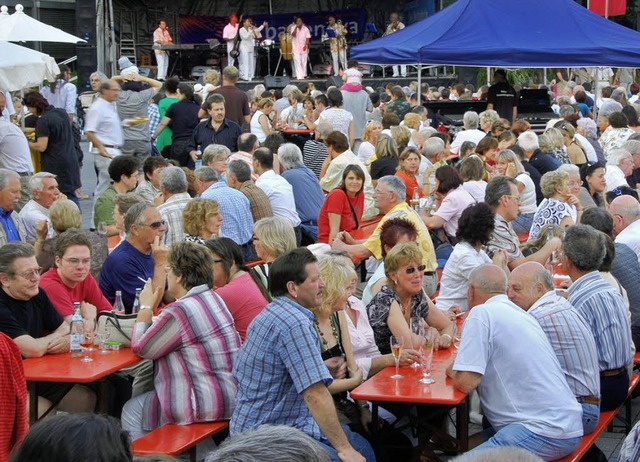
left=371, top=403, right=380, bottom=454
left=98, top=379, right=109, bottom=414
left=28, top=382, right=38, bottom=425
left=455, top=396, right=469, bottom=452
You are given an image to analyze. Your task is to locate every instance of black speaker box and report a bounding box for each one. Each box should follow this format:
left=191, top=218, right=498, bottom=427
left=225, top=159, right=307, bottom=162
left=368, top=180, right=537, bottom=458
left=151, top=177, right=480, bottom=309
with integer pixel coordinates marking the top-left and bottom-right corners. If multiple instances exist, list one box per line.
left=264, top=75, right=291, bottom=89
left=76, top=46, right=98, bottom=92
left=326, top=76, right=343, bottom=88
left=76, top=0, right=97, bottom=45
left=458, top=67, right=479, bottom=87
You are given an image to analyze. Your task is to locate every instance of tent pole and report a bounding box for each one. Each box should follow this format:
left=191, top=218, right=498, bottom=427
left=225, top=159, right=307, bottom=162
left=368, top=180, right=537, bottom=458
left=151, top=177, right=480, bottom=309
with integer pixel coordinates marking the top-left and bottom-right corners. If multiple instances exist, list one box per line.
left=487, top=66, right=490, bottom=85
left=417, top=65, right=422, bottom=105
left=605, top=0, right=609, bottom=19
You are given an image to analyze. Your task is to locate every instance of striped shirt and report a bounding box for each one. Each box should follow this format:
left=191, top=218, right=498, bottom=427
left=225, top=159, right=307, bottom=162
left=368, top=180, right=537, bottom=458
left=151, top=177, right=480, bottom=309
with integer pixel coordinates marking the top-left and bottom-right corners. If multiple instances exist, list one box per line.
left=568, top=271, right=632, bottom=371
left=485, top=213, right=523, bottom=262
left=528, top=290, right=600, bottom=398
left=303, top=139, right=328, bottom=179
left=158, top=192, right=191, bottom=246
left=239, top=181, right=272, bottom=223
left=231, top=296, right=332, bottom=442
left=131, top=285, right=241, bottom=430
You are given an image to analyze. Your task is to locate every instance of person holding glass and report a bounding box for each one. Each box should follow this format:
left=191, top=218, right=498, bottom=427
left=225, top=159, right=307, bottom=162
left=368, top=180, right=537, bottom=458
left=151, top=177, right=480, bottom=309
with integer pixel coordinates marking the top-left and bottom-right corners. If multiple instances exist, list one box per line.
left=367, top=242, right=454, bottom=356
left=121, top=242, right=241, bottom=440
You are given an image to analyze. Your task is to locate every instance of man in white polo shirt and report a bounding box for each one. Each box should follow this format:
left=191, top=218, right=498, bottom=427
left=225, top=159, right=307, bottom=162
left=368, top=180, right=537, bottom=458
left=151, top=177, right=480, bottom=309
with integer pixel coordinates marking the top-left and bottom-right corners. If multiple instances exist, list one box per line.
left=84, top=80, right=124, bottom=198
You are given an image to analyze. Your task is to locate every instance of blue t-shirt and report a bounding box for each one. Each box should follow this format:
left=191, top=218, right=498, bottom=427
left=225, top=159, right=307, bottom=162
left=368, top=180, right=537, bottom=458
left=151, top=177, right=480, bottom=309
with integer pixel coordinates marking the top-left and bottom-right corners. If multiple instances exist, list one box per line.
left=281, top=166, right=325, bottom=223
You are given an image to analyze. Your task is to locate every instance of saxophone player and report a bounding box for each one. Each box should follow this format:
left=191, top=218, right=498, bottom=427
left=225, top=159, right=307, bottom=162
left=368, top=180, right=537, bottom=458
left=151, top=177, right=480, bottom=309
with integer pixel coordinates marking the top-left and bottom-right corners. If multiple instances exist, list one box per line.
left=383, top=12, right=406, bottom=78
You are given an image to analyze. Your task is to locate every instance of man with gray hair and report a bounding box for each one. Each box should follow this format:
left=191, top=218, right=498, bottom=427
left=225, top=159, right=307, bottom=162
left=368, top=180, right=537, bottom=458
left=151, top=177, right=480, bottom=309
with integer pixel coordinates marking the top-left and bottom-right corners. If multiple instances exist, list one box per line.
left=508, top=262, right=600, bottom=434
left=157, top=166, right=191, bottom=246
left=230, top=133, right=260, bottom=181
left=518, top=130, right=560, bottom=176
left=563, top=224, right=632, bottom=412
left=605, top=148, right=634, bottom=192
left=610, top=195, right=640, bottom=264
left=0, top=169, right=26, bottom=246
left=418, top=136, right=444, bottom=192
left=18, top=172, right=64, bottom=241
left=202, top=144, right=231, bottom=180
left=0, top=110, right=34, bottom=211
left=333, top=175, right=438, bottom=294
left=194, top=166, right=218, bottom=196
left=447, top=264, right=583, bottom=460
left=450, top=111, right=485, bottom=155
left=226, top=160, right=272, bottom=223
left=279, top=144, right=324, bottom=244
left=623, top=138, right=640, bottom=189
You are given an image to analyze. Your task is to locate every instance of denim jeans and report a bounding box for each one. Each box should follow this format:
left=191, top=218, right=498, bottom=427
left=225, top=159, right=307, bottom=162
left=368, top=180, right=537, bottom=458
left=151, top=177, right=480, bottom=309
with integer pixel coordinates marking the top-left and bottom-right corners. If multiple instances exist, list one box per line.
left=317, top=424, right=376, bottom=462
left=581, top=402, right=599, bottom=435
left=512, top=212, right=534, bottom=234
left=473, top=423, right=580, bottom=461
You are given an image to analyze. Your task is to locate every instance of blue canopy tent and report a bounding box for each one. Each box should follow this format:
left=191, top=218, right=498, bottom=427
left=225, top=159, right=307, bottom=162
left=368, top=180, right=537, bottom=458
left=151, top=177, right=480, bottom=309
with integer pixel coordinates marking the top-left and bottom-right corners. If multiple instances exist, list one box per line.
left=350, top=0, right=640, bottom=67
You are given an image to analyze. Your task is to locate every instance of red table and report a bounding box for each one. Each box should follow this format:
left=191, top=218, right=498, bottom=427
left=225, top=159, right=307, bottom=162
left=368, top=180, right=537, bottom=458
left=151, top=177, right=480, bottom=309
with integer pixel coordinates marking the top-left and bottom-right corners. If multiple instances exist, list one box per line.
left=350, top=346, right=469, bottom=452
left=279, top=127, right=314, bottom=135
left=23, top=348, right=141, bottom=423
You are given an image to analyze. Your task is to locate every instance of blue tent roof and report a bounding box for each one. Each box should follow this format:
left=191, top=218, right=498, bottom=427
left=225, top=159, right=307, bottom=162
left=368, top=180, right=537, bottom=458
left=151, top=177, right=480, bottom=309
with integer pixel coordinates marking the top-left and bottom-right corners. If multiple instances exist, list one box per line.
left=351, top=0, right=640, bottom=67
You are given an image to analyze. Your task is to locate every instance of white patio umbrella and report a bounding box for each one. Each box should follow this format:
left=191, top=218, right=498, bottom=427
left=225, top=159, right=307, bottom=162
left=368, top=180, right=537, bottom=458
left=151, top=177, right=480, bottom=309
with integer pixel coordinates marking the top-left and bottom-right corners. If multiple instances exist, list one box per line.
left=0, top=40, right=59, bottom=91
left=0, top=4, right=86, bottom=43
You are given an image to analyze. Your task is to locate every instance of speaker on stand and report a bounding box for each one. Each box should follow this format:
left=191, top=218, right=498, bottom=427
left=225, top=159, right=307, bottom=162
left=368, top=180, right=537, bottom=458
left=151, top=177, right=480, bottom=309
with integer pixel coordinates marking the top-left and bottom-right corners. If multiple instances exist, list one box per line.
left=76, top=1, right=97, bottom=92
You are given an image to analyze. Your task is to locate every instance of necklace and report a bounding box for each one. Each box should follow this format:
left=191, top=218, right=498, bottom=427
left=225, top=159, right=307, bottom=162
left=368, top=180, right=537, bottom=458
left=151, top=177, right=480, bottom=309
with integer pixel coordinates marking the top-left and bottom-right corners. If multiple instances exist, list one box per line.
left=314, top=315, right=339, bottom=351
left=400, top=296, right=412, bottom=316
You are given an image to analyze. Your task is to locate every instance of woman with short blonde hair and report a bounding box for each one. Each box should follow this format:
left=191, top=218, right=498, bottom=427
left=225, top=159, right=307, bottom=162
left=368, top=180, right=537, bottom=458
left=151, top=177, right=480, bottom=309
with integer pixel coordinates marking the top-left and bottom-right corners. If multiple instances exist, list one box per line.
left=528, top=170, right=580, bottom=240
left=182, top=198, right=222, bottom=244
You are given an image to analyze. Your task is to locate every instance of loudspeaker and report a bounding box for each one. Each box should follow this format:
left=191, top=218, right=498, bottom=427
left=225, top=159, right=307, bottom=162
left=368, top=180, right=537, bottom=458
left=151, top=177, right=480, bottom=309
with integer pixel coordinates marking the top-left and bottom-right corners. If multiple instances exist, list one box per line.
left=76, top=1, right=97, bottom=45
left=326, top=76, right=342, bottom=88
left=76, top=46, right=98, bottom=92
left=264, top=75, right=290, bottom=89
left=458, top=67, right=479, bottom=87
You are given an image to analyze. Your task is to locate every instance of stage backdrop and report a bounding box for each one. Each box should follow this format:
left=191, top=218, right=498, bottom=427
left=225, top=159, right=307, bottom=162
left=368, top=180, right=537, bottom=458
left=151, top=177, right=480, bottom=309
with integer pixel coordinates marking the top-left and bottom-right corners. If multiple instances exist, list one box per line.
left=179, top=9, right=366, bottom=44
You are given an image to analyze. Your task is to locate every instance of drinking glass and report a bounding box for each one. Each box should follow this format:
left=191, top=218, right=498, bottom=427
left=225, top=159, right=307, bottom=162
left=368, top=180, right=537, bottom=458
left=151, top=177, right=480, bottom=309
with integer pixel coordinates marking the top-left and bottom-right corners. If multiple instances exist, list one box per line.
left=419, top=330, right=435, bottom=384
left=390, top=335, right=404, bottom=379
left=80, top=319, right=96, bottom=362
left=97, top=325, right=111, bottom=354
left=453, top=324, right=462, bottom=352
left=410, top=317, right=425, bottom=368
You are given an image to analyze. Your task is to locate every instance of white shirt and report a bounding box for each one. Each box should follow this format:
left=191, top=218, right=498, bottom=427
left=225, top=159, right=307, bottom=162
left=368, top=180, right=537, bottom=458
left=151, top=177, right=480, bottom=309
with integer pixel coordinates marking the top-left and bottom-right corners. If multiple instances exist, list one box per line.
left=41, top=80, right=76, bottom=117
left=84, top=97, right=124, bottom=147
left=223, top=23, right=239, bottom=52
left=255, top=169, right=301, bottom=227
left=18, top=199, right=54, bottom=241
left=344, top=296, right=381, bottom=380
left=435, top=242, right=491, bottom=311
left=250, top=110, right=269, bottom=143
left=575, top=133, right=597, bottom=163
left=320, top=107, right=353, bottom=140
left=616, top=219, right=640, bottom=264
left=450, top=129, right=486, bottom=155
left=604, top=164, right=629, bottom=192
left=454, top=294, right=584, bottom=439
left=462, top=180, right=486, bottom=203
left=516, top=173, right=537, bottom=214
left=417, top=156, right=436, bottom=191
left=357, top=141, right=375, bottom=164
left=0, top=117, right=34, bottom=172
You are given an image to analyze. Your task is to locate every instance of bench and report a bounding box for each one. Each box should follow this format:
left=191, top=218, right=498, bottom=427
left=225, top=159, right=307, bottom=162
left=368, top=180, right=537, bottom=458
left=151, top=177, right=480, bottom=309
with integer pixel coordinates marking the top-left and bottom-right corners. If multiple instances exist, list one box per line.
left=555, top=373, right=639, bottom=462
left=634, top=352, right=640, bottom=366
left=131, top=420, right=229, bottom=462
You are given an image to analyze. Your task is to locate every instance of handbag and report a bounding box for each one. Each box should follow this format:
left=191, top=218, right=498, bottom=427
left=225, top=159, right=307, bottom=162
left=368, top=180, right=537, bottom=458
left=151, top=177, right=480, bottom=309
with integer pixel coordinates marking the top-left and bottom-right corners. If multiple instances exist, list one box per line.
left=97, top=311, right=137, bottom=347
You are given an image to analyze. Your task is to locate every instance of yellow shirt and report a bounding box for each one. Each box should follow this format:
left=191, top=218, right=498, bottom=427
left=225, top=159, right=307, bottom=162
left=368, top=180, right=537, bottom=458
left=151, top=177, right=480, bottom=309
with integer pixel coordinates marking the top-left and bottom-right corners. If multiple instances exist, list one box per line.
left=363, top=201, right=437, bottom=271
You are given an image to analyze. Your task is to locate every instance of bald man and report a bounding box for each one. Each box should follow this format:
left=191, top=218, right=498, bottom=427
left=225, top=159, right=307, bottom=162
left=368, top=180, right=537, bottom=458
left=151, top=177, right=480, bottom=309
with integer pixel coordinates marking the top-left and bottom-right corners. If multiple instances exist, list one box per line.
left=446, top=264, right=582, bottom=460
left=508, top=262, right=600, bottom=434
left=610, top=195, right=640, bottom=264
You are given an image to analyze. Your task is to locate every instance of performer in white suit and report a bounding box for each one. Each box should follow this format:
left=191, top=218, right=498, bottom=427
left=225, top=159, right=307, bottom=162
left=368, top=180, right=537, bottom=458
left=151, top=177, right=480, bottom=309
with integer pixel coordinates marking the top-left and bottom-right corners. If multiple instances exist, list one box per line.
left=239, top=18, right=267, bottom=81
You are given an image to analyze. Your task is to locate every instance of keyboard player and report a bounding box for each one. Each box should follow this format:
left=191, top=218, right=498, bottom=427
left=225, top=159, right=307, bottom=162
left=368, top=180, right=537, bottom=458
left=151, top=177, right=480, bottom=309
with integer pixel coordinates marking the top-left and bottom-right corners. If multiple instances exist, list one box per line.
left=153, top=19, right=173, bottom=81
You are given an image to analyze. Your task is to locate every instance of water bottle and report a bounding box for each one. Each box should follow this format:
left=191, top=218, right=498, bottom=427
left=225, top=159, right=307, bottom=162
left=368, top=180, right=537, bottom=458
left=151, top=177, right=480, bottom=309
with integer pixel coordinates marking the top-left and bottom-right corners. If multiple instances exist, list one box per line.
left=69, top=302, right=84, bottom=357
left=411, top=186, right=420, bottom=211
left=113, top=290, right=125, bottom=314
left=195, top=145, right=203, bottom=169
left=132, top=288, right=142, bottom=314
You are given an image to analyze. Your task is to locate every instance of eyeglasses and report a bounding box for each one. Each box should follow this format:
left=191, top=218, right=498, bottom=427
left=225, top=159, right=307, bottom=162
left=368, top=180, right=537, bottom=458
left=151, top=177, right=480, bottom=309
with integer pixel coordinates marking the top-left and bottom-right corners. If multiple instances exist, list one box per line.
left=567, top=180, right=583, bottom=188
left=404, top=264, right=426, bottom=274
left=63, top=258, right=91, bottom=267
left=504, top=194, right=521, bottom=202
left=12, top=267, right=42, bottom=280
left=138, top=220, right=166, bottom=229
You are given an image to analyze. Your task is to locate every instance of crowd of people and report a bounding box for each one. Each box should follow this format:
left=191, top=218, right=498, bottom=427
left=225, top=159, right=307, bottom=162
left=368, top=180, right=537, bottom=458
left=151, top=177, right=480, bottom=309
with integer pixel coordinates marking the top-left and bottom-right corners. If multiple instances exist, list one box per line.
left=1, top=58, right=640, bottom=462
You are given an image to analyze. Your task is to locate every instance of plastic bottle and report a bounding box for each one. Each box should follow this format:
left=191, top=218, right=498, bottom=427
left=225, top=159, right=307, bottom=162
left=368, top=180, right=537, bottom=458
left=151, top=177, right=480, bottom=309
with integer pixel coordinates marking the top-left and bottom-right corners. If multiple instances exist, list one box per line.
left=132, top=288, right=142, bottom=314
left=113, top=290, right=125, bottom=314
left=195, top=145, right=203, bottom=169
left=69, top=302, right=84, bottom=357
left=411, top=186, right=420, bottom=211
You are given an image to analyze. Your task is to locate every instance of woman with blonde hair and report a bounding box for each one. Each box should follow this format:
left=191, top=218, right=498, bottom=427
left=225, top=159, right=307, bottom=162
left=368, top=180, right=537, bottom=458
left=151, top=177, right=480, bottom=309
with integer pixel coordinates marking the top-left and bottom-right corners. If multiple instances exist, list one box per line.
left=390, top=125, right=411, bottom=153
left=494, top=149, right=537, bottom=233
left=369, top=134, right=399, bottom=182
left=250, top=98, right=274, bottom=142
left=182, top=198, right=223, bottom=245
left=251, top=216, right=297, bottom=288
left=542, top=127, right=571, bottom=164
left=357, top=121, right=382, bottom=164
left=555, top=121, right=587, bottom=168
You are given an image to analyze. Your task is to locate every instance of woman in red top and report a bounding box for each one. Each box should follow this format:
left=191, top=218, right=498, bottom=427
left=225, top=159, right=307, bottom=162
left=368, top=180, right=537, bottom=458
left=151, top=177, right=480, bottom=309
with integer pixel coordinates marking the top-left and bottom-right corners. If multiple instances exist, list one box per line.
left=317, top=164, right=365, bottom=244
left=395, top=147, right=424, bottom=205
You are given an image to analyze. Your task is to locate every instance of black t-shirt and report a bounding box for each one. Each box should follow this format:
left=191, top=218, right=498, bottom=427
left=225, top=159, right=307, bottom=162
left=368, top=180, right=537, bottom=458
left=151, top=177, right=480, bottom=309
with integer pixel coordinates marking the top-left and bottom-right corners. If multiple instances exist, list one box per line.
left=370, top=156, right=399, bottom=180
left=0, top=288, right=63, bottom=340
left=486, top=82, right=517, bottom=122
left=35, top=105, right=81, bottom=192
left=165, top=100, right=201, bottom=141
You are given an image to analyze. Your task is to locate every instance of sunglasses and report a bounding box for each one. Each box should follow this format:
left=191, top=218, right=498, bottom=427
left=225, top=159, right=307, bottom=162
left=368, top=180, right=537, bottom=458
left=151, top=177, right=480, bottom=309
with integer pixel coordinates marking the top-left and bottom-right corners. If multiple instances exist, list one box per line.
left=139, top=220, right=166, bottom=229
left=404, top=264, right=426, bottom=274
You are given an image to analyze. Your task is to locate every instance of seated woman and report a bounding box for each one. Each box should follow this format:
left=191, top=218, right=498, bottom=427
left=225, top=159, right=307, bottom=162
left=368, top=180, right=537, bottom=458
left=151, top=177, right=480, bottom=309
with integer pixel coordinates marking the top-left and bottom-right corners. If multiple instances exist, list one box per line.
left=579, top=162, right=607, bottom=210
left=317, top=165, right=365, bottom=244
left=395, top=147, right=426, bottom=205
left=435, top=203, right=507, bottom=313
left=182, top=198, right=223, bottom=245
left=251, top=216, right=297, bottom=290
left=459, top=155, right=487, bottom=203
left=528, top=170, right=582, bottom=240
left=494, top=149, right=537, bottom=233
left=367, top=243, right=454, bottom=355
left=205, top=237, right=270, bottom=341
left=419, top=166, right=476, bottom=243
left=122, top=242, right=241, bottom=440
left=473, top=136, right=498, bottom=179
left=134, top=156, right=169, bottom=204
left=555, top=121, right=588, bottom=169
left=369, top=134, right=399, bottom=182
left=357, top=121, right=382, bottom=164
left=249, top=98, right=274, bottom=143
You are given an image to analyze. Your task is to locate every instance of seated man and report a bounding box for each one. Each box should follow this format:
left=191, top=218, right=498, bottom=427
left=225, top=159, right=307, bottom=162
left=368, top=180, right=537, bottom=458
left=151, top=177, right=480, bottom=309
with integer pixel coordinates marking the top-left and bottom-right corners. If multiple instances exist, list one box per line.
left=156, top=166, right=191, bottom=247
left=94, top=155, right=140, bottom=237
left=0, top=169, right=27, bottom=245
left=226, top=159, right=272, bottom=223
left=39, top=230, right=112, bottom=322
left=447, top=264, right=583, bottom=460
left=99, top=203, right=168, bottom=311
left=0, top=242, right=95, bottom=416
left=508, top=262, right=600, bottom=434
left=18, top=172, right=63, bottom=241
left=231, top=248, right=374, bottom=462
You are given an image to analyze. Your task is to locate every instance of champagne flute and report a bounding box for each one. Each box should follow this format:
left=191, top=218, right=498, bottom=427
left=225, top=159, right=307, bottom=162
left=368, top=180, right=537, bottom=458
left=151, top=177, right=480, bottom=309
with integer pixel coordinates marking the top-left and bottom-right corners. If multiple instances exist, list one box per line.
left=390, top=335, right=404, bottom=379
left=410, top=317, right=425, bottom=368
left=97, top=324, right=111, bottom=354
left=419, top=331, right=435, bottom=384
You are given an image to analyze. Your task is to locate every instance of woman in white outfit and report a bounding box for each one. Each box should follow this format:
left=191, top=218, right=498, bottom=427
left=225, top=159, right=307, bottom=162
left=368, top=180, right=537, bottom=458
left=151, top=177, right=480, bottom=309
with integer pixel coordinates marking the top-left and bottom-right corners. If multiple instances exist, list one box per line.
left=238, top=18, right=266, bottom=81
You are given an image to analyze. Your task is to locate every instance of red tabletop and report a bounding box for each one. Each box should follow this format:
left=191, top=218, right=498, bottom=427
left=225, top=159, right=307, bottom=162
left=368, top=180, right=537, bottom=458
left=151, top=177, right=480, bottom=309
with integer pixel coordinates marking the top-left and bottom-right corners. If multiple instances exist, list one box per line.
left=351, top=347, right=466, bottom=405
left=280, top=128, right=314, bottom=135
left=23, top=348, right=141, bottom=383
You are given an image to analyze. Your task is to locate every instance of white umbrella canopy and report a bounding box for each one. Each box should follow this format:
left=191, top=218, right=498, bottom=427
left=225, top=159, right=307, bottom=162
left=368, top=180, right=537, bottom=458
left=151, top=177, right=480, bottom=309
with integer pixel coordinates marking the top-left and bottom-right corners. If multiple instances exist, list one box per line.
left=0, top=41, right=59, bottom=91
left=0, top=4, right=86, bottom=43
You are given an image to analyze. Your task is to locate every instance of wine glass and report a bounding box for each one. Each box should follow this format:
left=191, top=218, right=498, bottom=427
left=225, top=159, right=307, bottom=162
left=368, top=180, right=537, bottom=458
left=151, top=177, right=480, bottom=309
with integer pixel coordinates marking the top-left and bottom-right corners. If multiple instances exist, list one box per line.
left=390, top=335, right=404, bottom=379
left=97, top=324, right=111, bottom=354
left=80, top=320, right=96, bottom=363
left=410, top=317, right=425, bottom=368
left=419, top=330, right=435, bottom=384
left=452, top=324, right=462, bottom=353
left=97, top=221, right=107, bottom=236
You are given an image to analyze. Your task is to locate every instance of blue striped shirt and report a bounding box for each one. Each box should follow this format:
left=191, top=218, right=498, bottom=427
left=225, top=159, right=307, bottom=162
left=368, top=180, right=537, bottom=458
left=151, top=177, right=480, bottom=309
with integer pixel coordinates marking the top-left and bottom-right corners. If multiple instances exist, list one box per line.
left=528, top=290, right=600, bottom=398
left=201, top=182, right=253, bottom=245
left=568, top=271, right=632, bottom=371
left=230, top=296, right=332, bottom=442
